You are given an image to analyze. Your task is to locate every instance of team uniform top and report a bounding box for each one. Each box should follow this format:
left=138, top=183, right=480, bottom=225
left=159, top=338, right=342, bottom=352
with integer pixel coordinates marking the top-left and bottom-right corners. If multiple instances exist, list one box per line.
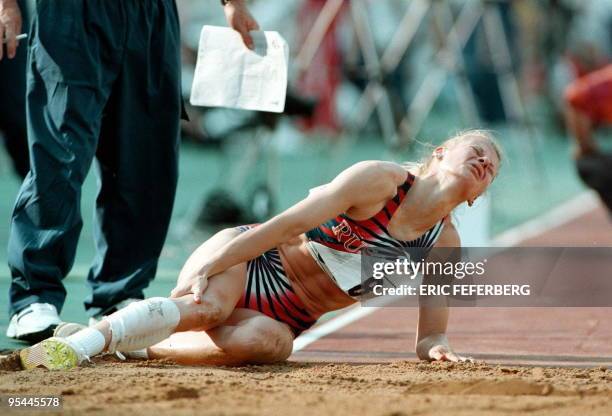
left=237, top=171, right=447, bottom=335
left=305, top=172, right=446, bottom=296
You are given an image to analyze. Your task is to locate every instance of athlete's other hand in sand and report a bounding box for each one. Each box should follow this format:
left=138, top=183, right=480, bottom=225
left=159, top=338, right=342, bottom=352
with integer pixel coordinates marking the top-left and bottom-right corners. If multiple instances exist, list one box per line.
left=416, top=334, right=473, bottom=363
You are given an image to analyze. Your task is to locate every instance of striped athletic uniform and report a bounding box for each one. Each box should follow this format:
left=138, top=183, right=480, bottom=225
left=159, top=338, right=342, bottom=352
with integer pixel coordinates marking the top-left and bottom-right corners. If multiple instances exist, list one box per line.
left=235, top=172, right=446, bottom=335
left=235, top=226, right=318, bottom=336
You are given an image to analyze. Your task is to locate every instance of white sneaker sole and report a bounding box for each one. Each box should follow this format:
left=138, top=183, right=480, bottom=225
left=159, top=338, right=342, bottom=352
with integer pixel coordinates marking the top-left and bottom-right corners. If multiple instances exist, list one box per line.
left=19, top=338, right=80, bottom=370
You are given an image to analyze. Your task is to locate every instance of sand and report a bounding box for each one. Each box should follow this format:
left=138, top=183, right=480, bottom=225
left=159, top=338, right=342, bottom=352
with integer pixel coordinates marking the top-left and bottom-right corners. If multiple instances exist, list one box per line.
left=1, top=355, right=611, bottom=416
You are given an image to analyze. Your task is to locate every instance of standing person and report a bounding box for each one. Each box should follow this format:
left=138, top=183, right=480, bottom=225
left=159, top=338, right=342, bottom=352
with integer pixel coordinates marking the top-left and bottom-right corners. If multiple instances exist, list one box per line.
left=14, top=130, right=501, bottom=369
left=565, top=64, right=612, bottom=214
left=0, top=0, right=29, bottom=179
left=1, top=0, right=259, bottom=343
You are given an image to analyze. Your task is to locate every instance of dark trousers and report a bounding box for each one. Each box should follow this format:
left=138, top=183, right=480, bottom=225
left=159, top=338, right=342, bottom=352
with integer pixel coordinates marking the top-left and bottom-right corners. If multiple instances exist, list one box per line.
left=8, top=0, right=182, bottom=318
left=0, top=0, right=30, bottom=179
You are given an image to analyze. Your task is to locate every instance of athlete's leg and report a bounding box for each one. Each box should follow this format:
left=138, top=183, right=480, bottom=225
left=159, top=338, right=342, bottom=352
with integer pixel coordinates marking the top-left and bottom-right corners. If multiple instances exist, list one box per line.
left=19, top=267, right=250, bottom=370
left=19, top=228, right=248, bottom=369
left=147, top=308, right=295, bottom=366
left=89, top=260, right=247, bottom=350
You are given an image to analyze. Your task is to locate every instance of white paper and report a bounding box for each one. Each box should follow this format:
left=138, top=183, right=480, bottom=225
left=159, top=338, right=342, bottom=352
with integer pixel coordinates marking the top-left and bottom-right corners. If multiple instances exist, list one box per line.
left=190, top=25, right=289, bottom=113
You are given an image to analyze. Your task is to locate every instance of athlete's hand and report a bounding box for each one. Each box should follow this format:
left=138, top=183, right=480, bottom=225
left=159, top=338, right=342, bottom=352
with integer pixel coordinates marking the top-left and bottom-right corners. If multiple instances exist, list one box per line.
left=170, top=271, right=209, bottom=303
left=223, top=0, right=259, bottom=50
left=416, top=333, right=473, bottom=363
left=0, top=0, right=22, bottom=60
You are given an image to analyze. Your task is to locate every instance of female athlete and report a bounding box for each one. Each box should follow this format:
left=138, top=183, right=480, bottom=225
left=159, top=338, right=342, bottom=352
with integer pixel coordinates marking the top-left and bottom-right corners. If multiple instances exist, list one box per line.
left=17, top=129, right=501, bottom=369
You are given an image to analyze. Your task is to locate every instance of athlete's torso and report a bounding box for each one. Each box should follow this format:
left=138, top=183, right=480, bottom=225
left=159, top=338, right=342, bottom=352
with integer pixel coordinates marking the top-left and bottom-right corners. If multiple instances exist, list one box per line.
left=277, top=172, right=446, bottom=316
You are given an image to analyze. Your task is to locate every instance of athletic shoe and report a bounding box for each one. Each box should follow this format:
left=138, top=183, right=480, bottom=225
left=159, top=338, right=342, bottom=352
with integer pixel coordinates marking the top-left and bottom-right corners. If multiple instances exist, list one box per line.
left=88, top=298, right=142, bottom=326
left=19, top=337, right=85, bottom=370
left=6, top=303, right=62, bottom=344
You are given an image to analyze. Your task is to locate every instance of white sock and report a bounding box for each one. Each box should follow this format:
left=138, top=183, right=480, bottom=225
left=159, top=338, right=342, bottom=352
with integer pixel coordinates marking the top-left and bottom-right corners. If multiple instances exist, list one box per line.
left=65, top=327, right=106, bottom=359
left=105, top=297, right=180, bottom=353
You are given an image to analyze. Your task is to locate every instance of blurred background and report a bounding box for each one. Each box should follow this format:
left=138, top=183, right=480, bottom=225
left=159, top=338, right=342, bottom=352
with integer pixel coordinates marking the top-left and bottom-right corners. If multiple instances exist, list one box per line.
left=1, top=0, right=611, bottom=345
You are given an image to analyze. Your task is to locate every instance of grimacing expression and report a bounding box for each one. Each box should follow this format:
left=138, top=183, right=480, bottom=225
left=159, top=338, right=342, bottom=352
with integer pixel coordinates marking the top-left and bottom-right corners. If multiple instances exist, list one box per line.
left=436, top=136, right=500, bottom=200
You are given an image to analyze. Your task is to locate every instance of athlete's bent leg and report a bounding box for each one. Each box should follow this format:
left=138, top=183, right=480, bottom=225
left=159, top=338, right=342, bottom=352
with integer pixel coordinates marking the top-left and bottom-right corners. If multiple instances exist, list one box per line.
left=147, top=308, right=295, bottom=366
left=88, top=255, right=247, bottom=348
left=19, top=228, right=248, bottom=369
left=74, top=260, right=248, bottom=354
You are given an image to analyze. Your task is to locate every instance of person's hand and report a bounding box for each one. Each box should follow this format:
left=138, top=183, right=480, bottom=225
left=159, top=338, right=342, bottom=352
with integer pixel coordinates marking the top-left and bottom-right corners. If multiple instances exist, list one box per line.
left=170, top=267, right=210, bottom=303
left=416, top=333, right=473, bottom=363
left=0, top=0, right=22, bottom=60
left=223, top=0, right=259, bottom=50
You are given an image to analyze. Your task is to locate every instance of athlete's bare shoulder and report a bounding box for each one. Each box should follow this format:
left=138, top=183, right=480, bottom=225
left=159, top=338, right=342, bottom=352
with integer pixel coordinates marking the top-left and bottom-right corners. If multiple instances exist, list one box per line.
left=340, top=160, right=408, bottom=186
left=323, top=161, right=408, bottom=210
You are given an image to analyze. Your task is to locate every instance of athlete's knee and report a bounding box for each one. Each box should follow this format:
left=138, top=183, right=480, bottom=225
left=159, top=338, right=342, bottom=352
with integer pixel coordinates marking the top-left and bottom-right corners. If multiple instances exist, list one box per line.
left=267, top=328, right=294, bottom=361
left=232, top=324, right=293, bottom=363
left=252, top=325, right=293, bottom=362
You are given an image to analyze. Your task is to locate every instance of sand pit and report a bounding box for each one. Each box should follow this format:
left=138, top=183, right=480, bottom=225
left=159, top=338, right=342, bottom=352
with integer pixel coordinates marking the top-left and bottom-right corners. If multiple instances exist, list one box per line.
left=1, top=356, right=611, bottom=415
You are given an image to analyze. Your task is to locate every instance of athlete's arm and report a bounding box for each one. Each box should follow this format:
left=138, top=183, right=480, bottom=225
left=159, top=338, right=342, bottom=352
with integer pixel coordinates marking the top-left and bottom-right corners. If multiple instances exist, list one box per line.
left=172, top=161, right=407, bottom=302
left=415, top=220, right=471, bottom=362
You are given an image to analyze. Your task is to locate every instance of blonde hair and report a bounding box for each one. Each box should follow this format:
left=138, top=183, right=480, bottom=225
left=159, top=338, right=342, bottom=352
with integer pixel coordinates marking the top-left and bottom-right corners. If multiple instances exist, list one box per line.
left=403, top=129, right=503, bottom=175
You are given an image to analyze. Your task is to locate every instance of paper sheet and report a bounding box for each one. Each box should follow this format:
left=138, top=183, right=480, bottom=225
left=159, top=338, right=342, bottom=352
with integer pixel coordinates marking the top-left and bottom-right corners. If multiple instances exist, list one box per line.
left=190, top=25, right=289, bottom=113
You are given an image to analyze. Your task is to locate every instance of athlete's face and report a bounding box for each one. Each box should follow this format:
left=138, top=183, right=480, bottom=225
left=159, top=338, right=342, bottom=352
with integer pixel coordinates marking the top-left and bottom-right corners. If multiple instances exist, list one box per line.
left=435, top=136, right=500, bottom=202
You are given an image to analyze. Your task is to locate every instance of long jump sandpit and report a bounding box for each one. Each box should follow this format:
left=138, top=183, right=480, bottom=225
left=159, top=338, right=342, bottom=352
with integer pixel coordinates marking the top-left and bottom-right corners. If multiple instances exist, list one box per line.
left=1, top=201, right=611, bottom=415
left=0, top=356, right=610, bottom=415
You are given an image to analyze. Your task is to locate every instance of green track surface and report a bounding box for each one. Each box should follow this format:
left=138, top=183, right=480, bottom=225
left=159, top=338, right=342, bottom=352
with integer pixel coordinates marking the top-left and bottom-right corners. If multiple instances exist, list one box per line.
left=0, top=114, right=589, bottom=351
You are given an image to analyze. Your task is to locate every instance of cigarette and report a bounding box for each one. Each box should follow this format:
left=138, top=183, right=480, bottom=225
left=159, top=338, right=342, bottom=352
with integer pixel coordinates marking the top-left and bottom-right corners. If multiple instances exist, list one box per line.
left=2, top=33, right=28, bottom=44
